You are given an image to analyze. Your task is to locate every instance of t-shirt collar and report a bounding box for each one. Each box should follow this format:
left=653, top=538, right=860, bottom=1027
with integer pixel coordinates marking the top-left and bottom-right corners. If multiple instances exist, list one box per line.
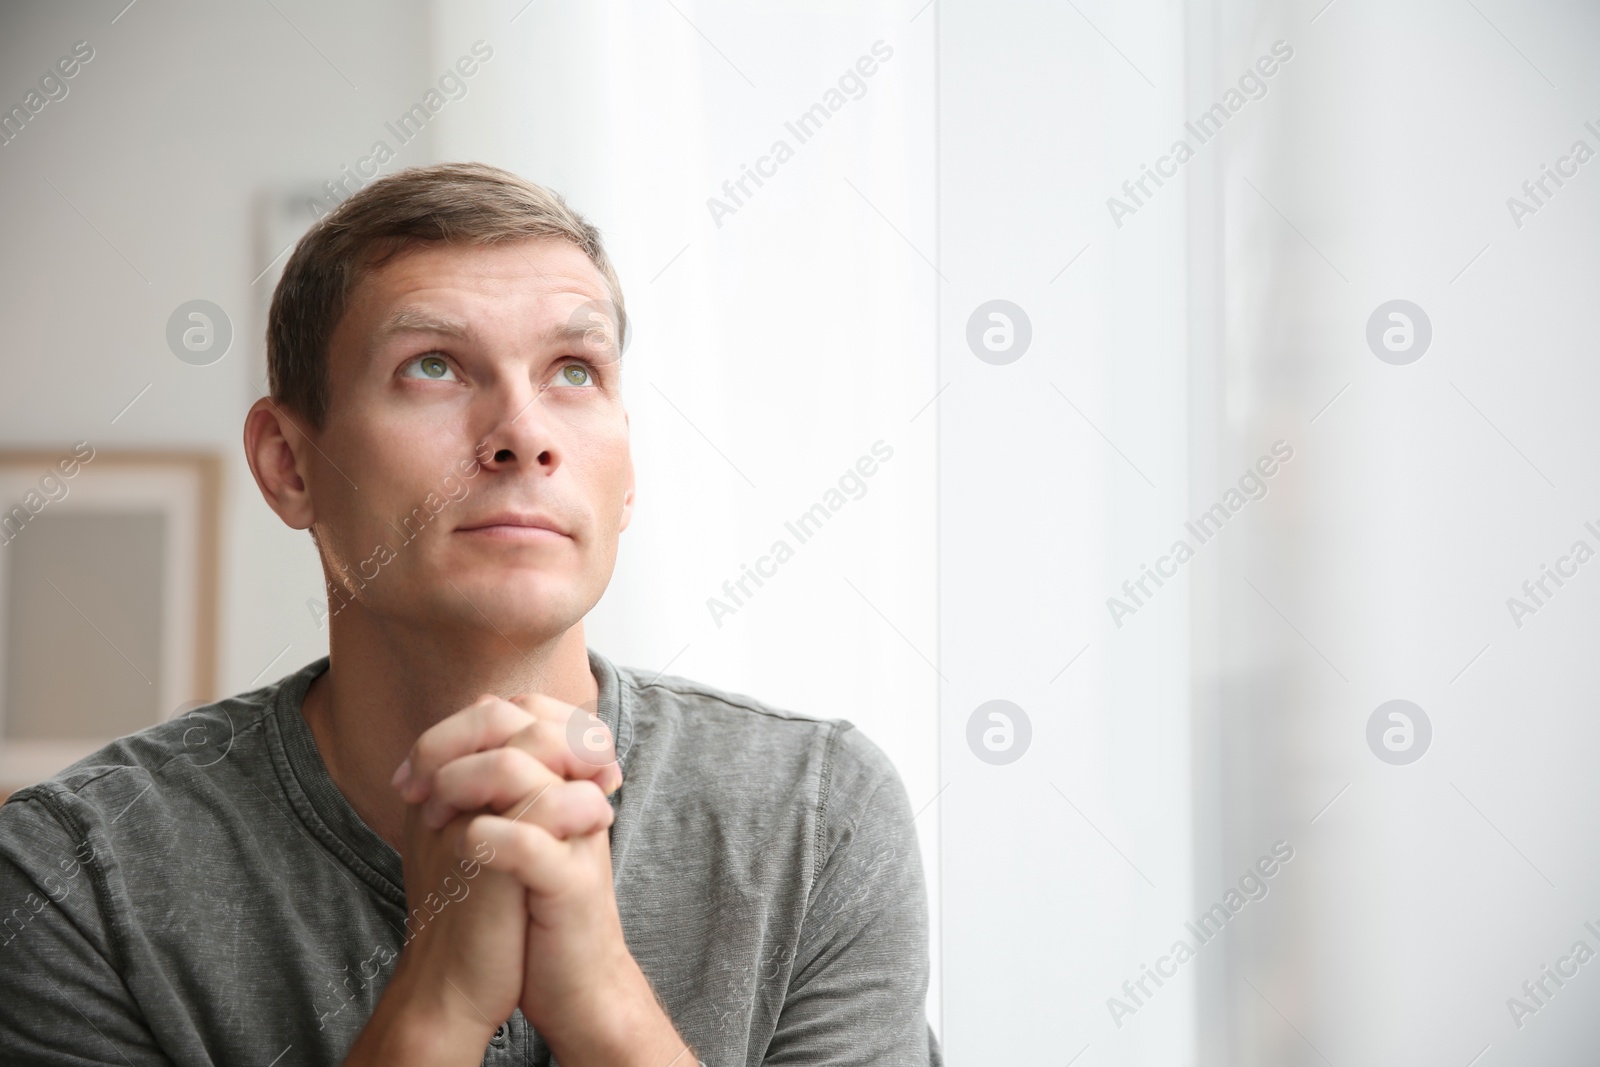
left=268, top=646, right=632, bottom=901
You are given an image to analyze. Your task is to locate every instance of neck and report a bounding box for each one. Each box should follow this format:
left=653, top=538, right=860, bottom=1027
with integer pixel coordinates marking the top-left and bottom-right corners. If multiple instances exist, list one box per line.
left=299, top=605, right=598, bottom=850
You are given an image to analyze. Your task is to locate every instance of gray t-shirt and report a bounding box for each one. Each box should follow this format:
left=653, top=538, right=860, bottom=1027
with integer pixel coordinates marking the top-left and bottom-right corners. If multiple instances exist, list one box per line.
left=0, top=649, right=940, bottom=1066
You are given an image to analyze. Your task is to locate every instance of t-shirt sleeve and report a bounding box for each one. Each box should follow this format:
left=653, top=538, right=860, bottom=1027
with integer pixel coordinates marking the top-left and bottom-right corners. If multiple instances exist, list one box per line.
left=762, top=723, right=942, bottom=1067
left=0, top=788, right=171, bottom=1066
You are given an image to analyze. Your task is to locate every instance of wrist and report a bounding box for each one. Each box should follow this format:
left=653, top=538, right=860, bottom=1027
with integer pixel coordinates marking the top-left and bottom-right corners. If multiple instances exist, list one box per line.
left=346, top=951, right=500, bottom=1066
left=541, top=958, right=689, bottom=1067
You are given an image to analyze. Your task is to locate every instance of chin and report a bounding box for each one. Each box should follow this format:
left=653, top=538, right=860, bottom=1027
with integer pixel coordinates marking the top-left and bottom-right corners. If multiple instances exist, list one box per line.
left=441, top=568, right=590, bottom=630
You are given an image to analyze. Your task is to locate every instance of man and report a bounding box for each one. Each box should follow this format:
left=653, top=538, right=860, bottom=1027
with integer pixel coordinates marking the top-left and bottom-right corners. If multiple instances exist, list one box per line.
left=0, top=163, right=939, bottom=1065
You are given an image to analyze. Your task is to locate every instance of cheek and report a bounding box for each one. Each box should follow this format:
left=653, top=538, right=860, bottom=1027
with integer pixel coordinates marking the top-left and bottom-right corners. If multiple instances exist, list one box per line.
left=563, top=415, right=631, bottom=488
left=364, top=408, right=464, bottom=464
left=585, top=439, right=634, bottom=516
left=339, top=409, right=468, bottom=485
left=316, top=424, right=446, bottom=543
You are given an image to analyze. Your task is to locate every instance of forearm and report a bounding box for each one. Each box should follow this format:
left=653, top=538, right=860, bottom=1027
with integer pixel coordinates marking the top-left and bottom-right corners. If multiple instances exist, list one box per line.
left=540, top=957, right=695, bottom=1067
left=343, top=953, right=498, bottom=1067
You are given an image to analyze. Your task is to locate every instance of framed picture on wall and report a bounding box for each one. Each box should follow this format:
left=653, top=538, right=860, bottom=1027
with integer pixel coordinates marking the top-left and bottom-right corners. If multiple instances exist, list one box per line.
left=0, top=449, right=221, bottom=791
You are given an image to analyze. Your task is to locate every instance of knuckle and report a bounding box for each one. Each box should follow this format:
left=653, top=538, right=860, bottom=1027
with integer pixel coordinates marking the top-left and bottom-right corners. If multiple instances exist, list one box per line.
left=508, top=721, right=544, bottom=749
left=497, top=823, right=541, bottom=862
left=491, top=694, right=522, bottom=713
left=429, top=761, right=460, bottom=793
left=489, top=703, right=534, bottom=739
left=486, top=699, right=525, bottom=731
left=507, top=694, right=545, bottom=721
left=488, top=746, right=535, bottom=781
left=559, top=780, right=613, bottom=827
left=530, top=694, right=569, bottom=721
left=410, top=732, right=443, bottom=767
left=462, top=814, right=500, bottom=847
left=450, top=759, right=490, bottom=793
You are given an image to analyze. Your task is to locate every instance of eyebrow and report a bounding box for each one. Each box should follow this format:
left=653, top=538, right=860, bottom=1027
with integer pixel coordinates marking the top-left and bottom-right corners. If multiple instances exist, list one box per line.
left=373, top=306, right=472, bottom=341
left=372, top=306, right=617, bottom=358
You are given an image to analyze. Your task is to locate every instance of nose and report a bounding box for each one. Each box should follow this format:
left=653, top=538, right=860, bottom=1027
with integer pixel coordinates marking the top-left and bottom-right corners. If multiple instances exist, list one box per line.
left=473, top=386, right=560, bottom=475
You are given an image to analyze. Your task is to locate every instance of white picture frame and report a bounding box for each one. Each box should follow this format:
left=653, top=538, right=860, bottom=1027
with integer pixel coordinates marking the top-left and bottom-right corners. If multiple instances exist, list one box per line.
left=0, top=451, right=220, bottom=792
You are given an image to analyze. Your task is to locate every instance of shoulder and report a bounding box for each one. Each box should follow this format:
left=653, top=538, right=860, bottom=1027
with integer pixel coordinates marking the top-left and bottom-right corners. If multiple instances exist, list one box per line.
left=619, top=664, right=890, bottom=759
left=0, top=666, right=301, bottom=859
left=613, top=663, right=905, bottom=825
left=618, top=664, right=830, bottom=728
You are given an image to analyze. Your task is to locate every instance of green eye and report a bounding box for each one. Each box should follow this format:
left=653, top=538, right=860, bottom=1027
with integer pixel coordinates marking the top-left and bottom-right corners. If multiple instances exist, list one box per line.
left=403, top=355, right=456, bottom=381
left=558, top=363, right=592, bottom=387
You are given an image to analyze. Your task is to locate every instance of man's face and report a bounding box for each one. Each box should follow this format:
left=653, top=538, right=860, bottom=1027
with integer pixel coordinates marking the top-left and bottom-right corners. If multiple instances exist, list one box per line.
left=306, top=237, right=633, bottom=642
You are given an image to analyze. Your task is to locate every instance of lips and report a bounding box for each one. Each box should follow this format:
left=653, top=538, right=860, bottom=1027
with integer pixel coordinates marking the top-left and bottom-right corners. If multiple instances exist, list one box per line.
left=455, top=511, right=572, bottom=539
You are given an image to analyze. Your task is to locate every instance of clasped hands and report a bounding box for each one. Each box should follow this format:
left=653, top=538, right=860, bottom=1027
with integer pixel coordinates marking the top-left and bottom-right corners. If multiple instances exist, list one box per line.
left=349, top=693, right=686, bottom=1067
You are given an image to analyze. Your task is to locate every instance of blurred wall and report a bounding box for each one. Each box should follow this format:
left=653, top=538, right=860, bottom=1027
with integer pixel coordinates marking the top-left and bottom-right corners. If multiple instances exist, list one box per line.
left=1200, top=1, right=1600, bottom=1064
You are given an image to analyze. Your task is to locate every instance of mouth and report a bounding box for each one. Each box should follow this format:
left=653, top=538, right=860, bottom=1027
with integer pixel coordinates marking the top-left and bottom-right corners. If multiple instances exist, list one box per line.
left=455, top=512, right=573, bottom=542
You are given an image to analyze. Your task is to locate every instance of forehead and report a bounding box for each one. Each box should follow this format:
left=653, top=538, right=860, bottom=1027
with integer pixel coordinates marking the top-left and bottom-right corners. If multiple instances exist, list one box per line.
left=345, top=237, right=612, bottom=326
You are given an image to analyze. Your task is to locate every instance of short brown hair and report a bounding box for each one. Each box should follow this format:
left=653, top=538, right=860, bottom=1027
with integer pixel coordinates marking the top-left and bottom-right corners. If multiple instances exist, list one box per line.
left=266, top=162, right=626, bottom=428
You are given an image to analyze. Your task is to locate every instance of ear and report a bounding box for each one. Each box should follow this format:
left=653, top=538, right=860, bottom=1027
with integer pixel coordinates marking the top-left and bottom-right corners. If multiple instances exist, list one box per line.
left=244, top=397, right=316, bottom=530
left=618, top=411, right=635, bottom=533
